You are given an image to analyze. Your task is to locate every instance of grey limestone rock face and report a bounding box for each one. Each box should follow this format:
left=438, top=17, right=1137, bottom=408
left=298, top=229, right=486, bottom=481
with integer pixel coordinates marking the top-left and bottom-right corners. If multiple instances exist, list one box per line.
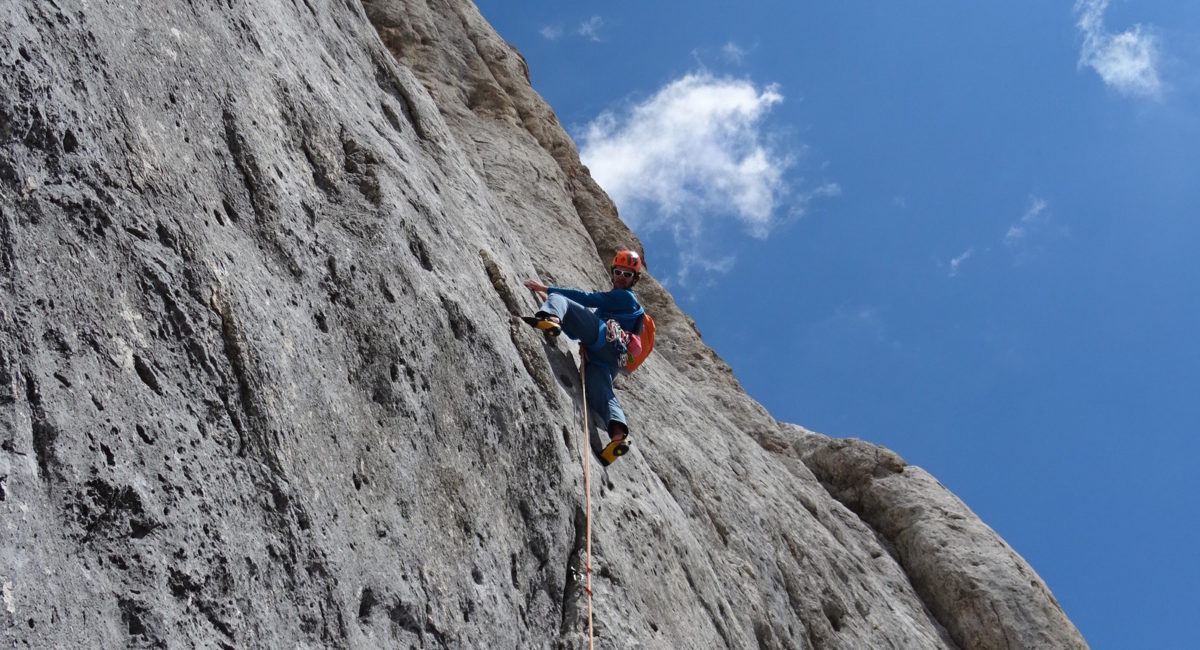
left=791, top=428, right=1087, bottom=650
left=0, top=0, right=1085, bottom=648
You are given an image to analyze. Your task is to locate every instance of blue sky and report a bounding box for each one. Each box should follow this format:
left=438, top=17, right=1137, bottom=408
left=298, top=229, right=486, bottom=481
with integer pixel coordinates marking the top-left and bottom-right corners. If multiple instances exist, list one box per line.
left=474, top=2, right=1200, bottom=646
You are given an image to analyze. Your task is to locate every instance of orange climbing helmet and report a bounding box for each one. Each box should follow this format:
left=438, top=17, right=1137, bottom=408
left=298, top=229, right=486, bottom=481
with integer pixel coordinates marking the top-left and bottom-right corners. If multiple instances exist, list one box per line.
left=612, top=249, right=643, bottom=274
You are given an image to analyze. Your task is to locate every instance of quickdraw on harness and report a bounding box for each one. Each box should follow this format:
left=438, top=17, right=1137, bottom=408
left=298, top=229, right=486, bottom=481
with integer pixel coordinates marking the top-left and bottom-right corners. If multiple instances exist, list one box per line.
left=585, top=306, right=654, bottom=373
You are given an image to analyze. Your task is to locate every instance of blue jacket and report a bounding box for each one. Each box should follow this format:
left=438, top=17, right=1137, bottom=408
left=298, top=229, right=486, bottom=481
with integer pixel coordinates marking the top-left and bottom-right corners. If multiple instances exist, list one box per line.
left=547, top=286, right=645, bottom=334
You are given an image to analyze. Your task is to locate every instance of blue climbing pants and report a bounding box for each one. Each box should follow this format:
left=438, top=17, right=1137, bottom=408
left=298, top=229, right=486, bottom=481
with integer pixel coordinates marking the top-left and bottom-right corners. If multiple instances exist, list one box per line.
left=537, top=293, right=628, bottom=434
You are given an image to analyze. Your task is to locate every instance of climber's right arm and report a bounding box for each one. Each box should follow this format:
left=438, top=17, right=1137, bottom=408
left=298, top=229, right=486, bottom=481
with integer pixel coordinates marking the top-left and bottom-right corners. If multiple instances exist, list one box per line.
left=547, top=286, right=603, bottom=308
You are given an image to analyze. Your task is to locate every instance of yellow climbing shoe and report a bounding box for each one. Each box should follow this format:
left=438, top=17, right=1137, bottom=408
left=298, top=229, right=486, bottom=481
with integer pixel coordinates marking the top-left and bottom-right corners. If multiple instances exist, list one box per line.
left=521, top=315, right=561, bottom=339
left=599, top=437, right=629, bottom=466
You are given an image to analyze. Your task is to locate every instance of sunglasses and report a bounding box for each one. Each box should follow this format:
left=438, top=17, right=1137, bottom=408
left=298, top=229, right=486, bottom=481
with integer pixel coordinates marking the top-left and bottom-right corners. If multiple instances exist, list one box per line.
left=611, top=268, right=637, bottom=278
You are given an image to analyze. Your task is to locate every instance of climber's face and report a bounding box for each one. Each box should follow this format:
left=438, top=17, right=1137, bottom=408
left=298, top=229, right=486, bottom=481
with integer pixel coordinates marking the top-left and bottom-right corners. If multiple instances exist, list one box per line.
left=611, top=266, right=638, bottom=288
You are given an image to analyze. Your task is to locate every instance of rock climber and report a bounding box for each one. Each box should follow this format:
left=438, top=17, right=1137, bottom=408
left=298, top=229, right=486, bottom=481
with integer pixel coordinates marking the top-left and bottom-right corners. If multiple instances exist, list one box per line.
left=523, top=250, right=646, bottom=465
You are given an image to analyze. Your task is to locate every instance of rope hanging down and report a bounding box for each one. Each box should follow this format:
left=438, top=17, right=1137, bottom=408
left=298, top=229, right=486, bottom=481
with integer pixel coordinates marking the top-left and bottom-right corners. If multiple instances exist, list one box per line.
left=579, top=354, right=595, bottom=649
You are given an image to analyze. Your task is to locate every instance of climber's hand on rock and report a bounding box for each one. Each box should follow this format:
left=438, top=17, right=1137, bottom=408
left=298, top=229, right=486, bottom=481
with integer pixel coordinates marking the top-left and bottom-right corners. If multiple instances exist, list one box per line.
left=524, top=279, right=548, bottom=293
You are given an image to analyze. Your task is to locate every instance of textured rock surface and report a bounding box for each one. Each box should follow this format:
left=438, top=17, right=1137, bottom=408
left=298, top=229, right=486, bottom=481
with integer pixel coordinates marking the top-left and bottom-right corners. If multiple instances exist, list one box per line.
left=0, top=0, right=1085, bottom=648
left=791, top=428, right=1085, bottom=650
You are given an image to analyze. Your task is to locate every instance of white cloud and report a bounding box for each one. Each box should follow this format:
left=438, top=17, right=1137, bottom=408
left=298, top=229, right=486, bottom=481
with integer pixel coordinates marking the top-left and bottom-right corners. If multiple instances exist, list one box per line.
left=949, top=248, right=974, bottom=277
left=942, top=196, right=1058, bottom=277
left=578, top=16, right=604, bottom=42
left=675, top=250, right=736, bottom=288
left=579, top=72, right=828, bottom=284
left=722, top=41, right=747, bottom=64
left=1075, top=0, right=1164, bottom=99
left=540, top=25, right=563, bottom=41
left=1004, top=196, right=1048, bottom=246
left=802, top=182, right=842, bottom=203
left=580, top=74, right=786, bottom=231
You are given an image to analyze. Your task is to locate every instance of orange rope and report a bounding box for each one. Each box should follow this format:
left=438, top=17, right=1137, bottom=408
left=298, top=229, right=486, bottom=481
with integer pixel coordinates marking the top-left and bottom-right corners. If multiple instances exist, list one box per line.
left=579, top=353, right=595, bottom=649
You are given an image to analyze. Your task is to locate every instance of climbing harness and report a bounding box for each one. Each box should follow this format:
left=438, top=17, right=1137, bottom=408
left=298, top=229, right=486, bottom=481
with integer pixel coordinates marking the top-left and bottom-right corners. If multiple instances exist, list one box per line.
left=578, top=354, right=595, bottom=649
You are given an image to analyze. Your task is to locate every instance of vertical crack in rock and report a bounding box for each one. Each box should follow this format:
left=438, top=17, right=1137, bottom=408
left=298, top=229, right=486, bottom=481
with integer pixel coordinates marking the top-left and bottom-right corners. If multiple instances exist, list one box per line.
left=221, top=104, right=302, bottom=278
left=479, top=248, right=559, bottom=402
left=278, top=85, right=341, bottom=200
left=0, top=344, right=15, bottom=406
left=368, top=45, right=426, bottom=140
left=478, top=249, right=521, bottom=316
left=559, top=505, right=587, bottom=637
left=407, top=228, right=434, bottom=271
left=208, top=288, right=281, bottom=473
left=0, top=206, right=15, bottom=279
left=300, top=138, right=340, bottom=199
left=132, top=353, right=163, bottom=396
left=680, top=563, right=734, bottom=648
left=357, top=587, right=378, bottom=623
left=23, top=373, right=56, bottom=481
left=221, top=107, right=270, bottom=224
